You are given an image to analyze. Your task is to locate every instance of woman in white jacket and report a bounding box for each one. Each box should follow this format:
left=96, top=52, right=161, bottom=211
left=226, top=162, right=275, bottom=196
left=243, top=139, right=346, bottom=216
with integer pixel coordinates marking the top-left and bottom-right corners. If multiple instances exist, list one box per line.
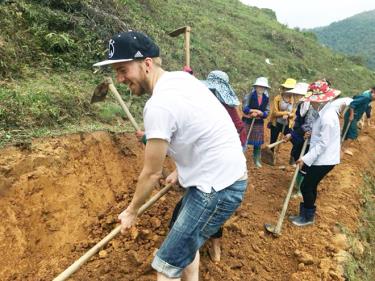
left=289, top=80, right=341, bottom=227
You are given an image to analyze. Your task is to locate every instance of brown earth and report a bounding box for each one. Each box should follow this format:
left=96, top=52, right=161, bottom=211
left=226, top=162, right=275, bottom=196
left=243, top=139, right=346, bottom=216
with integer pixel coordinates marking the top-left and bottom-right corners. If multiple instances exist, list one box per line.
left=0, top=123, right=374, bottom=281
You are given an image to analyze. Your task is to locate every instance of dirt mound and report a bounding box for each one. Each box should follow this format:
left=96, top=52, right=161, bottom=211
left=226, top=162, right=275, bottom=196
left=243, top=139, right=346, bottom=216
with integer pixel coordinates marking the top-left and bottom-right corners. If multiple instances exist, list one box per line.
left=0, top=125, right=374, bottom=281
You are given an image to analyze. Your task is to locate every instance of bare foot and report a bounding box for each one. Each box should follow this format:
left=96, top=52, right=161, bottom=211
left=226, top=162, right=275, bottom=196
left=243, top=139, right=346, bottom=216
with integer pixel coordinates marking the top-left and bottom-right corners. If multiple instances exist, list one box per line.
left=292, top=192, right=302, bottom=199
left=208, top=239, right=221, bottom=263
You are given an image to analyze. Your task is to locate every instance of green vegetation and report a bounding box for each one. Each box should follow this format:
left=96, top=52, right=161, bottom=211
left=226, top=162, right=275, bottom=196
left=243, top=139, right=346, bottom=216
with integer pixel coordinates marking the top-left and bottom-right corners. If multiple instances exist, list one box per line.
left=345, top=173, right=375, bottom=281
left=0, top=71, right=146, bottom=147
left=311, top=10, right=375, bottom=70
left=1, top=0, right=375, bottom=146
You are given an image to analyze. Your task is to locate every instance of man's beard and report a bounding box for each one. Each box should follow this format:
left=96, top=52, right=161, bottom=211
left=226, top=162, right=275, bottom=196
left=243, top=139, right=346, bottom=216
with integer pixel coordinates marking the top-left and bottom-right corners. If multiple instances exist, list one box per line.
left=129, top=79, right=148, bottom=96
left=130, top=86, right=146, bottom=96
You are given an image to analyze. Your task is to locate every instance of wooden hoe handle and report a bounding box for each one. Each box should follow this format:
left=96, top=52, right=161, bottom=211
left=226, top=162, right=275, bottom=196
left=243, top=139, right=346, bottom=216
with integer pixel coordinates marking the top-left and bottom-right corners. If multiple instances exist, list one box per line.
left=105, top=77, right=141, bottom=131
left=53, top=183, right=173, bottom=281
left=272, top=139, right=309, bottom=235
left=267, top=139, right=285, bottom=149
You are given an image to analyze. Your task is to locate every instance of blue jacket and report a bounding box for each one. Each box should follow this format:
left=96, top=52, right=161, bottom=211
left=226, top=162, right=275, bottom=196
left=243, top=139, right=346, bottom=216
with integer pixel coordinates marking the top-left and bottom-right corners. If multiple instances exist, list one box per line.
left=350, top=91, right=372, bottom=119
left=242, top=90, right=270, bottom=125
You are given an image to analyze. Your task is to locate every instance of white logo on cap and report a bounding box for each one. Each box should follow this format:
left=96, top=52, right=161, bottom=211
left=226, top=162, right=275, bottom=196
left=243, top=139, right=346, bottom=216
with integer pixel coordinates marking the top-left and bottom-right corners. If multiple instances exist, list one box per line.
left=108, top=39, right=115, bottom=58
left=134, top=51, right=143, bottom=58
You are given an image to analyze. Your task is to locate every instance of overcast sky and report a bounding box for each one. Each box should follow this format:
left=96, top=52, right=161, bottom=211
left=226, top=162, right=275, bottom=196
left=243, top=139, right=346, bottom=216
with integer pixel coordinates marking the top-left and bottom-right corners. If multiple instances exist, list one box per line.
left=240, top=0, right=375, bottom=29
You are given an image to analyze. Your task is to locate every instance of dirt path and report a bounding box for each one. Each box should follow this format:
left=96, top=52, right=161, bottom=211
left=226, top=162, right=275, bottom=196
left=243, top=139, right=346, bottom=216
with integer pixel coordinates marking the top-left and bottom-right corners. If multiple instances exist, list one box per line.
left=0, top=125, right=374, bottom=281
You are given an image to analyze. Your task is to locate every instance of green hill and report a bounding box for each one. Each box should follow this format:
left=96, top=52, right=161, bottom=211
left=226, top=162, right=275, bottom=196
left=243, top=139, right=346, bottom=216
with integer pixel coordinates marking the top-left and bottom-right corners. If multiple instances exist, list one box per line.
left=311, top=10, right=375, bottom=69
left=1, top=0, right=375, bottom=146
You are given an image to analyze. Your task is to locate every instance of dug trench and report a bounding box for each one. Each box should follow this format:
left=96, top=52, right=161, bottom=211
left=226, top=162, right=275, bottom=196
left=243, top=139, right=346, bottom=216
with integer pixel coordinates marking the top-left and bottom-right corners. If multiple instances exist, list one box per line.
left=0, top=125, right=374, bottom=281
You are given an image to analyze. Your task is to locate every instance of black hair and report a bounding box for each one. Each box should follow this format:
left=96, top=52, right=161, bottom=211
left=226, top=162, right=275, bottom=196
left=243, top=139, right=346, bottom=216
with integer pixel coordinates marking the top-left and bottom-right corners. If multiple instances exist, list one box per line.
left=323, top=78, right=332, bottom=86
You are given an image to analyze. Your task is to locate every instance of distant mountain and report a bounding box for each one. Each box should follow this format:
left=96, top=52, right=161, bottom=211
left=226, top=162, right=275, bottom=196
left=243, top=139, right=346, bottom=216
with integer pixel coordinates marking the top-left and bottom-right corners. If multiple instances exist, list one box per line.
left=311, top=10, right=375, bottom=69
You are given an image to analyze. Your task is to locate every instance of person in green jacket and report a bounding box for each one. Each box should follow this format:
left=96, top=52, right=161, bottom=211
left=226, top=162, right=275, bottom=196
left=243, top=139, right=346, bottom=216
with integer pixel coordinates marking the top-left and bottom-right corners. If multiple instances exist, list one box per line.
left=342, top=86, right=375, bottom=140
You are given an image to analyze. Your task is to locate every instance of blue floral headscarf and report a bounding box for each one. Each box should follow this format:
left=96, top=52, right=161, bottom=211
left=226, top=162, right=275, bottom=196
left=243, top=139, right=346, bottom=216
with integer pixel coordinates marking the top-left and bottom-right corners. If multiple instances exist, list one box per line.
left=202, top=70, right=240, bottom=107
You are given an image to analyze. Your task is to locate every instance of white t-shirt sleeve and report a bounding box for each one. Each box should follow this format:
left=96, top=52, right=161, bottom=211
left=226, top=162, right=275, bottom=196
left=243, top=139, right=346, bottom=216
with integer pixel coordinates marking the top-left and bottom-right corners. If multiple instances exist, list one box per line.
left=144, top=105, right=177, bottom=142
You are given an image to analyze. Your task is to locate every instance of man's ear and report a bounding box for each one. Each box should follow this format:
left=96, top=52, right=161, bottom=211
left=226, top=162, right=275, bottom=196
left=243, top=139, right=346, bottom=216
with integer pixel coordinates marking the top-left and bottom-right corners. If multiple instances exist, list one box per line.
left=144, top=57, right=153, bottom=72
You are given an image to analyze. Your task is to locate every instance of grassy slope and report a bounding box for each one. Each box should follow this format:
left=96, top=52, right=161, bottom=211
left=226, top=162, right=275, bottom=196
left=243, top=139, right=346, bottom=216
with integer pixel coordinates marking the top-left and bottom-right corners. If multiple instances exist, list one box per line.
left=1, top=0, right=375, bottom=147
left=311, top=10, right=375, bottom=70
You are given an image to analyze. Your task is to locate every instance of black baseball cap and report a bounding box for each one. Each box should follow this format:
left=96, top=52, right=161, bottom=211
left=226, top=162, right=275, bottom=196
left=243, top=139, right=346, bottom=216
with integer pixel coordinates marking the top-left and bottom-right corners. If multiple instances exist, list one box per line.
left=93, top=31, right=160, bottom=67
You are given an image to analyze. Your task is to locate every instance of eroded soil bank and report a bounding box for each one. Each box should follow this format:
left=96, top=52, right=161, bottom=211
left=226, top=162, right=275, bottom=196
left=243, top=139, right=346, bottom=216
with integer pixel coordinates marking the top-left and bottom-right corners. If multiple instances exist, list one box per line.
left=0, top=126, right=374, bottom=281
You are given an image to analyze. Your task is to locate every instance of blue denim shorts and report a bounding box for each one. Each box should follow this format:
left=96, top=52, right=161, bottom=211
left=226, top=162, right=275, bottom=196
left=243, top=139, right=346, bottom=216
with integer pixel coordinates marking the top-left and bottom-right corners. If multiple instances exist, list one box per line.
left=151, top=179, right=248, bottom=278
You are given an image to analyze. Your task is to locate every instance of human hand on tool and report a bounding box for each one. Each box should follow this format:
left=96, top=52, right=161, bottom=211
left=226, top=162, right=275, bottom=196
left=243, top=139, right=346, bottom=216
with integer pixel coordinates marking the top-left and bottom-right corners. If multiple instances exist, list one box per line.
left=254, top=109, right=264, bottom=117
left=282, top=114, right=289, bottom=120
left=159, top=169, right=178, bottom=186
left=248, top=109, right=262, bottom=118
left=165, top=170, right=178, bottom=184
left=135, top=130, right=145, bottom=141
left=304, top=131, right=311, bottom=139
left=296, top=158, right=304, bottom=169
left=283, top=133, right=292, bottom=142
left=118, top=207, right=138, bottom=234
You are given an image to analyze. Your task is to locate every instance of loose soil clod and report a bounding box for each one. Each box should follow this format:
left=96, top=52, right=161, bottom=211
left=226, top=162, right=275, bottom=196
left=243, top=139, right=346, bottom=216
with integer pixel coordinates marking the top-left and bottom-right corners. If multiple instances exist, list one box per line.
left=0, top=125, right=374, bottom=280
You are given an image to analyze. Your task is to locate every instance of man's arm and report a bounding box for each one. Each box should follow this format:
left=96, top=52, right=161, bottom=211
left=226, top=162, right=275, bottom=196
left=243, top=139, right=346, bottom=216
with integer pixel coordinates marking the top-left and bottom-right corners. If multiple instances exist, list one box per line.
left=118, top=138, right=169, bottom=233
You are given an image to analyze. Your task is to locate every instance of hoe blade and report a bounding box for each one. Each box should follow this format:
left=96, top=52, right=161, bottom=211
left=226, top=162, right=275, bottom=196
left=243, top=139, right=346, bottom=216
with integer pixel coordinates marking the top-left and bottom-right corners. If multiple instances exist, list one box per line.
left=261, top=148, right=275, bottom=166
left=91, top=81, right=110, bottom=104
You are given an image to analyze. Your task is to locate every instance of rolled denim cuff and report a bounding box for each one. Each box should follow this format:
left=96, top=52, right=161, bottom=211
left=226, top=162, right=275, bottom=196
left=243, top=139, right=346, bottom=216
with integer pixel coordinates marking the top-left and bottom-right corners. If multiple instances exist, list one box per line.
left=151, top=253, right=183, bottom=278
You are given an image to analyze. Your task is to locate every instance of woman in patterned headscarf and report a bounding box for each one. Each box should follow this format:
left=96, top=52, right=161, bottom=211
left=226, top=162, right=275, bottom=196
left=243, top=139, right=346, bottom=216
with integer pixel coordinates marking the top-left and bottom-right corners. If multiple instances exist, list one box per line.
left=203, top=70, right=247, bottom=149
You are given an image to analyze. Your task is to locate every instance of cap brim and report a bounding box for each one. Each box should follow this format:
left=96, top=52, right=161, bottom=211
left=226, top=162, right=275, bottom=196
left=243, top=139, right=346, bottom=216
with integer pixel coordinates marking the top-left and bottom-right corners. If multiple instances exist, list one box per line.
left=93, top=58, right=134, bottom=67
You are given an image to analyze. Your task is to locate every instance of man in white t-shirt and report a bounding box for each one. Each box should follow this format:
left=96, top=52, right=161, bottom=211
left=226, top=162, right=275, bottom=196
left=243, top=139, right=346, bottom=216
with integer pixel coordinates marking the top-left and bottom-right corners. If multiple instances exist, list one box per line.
left=93, top=31, right=248, bottom=281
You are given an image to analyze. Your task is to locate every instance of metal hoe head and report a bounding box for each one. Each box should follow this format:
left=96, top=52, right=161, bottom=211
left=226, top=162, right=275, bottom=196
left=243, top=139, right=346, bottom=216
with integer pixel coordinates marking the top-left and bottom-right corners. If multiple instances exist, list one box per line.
left=168, top=26, right=190, bottom=37
left=261, top=148, right=275, bottom=166
left=91, top=79, right=110, bottom=104
left=264, top=223, right=281, bottom=237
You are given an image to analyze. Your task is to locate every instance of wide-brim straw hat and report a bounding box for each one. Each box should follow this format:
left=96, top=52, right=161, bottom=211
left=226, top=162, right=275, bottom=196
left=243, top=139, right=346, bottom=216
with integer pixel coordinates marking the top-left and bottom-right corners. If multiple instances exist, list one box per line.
left=286, top=82, right=309, bottom=95
left=302, top=80, right=341, bottom=102
left=253, top=77, right=271, bottom=89
left=281, top=78, right=297, bottom=89
left=202, top=70, right=240, bottom=107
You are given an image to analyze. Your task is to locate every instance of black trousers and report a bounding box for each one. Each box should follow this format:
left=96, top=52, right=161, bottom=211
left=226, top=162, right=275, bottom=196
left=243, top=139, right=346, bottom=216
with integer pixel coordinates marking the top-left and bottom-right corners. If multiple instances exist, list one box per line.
left=290, top=138, right=310, bottom=162
left=269, top=122, right=290, bottom=145
left=301, top=165, right=335, bottom=209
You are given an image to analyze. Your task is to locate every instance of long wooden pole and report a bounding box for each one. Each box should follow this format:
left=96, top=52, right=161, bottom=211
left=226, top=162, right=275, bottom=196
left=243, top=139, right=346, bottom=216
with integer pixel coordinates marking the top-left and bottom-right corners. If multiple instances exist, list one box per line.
left=272, top=139, right=308, bottom=235
left=184, top=26, right=191, bottom=67
left=267, top=139, right=285, bottom=149
left=341, top=120, right=352, bottom=143
left=105, top=77, right=141, bottom=131
left=245, top=118, right=256, bottom=145
left=272, top=123, right=287, bottom=165
left=53, top=183, right=173, bottom=281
